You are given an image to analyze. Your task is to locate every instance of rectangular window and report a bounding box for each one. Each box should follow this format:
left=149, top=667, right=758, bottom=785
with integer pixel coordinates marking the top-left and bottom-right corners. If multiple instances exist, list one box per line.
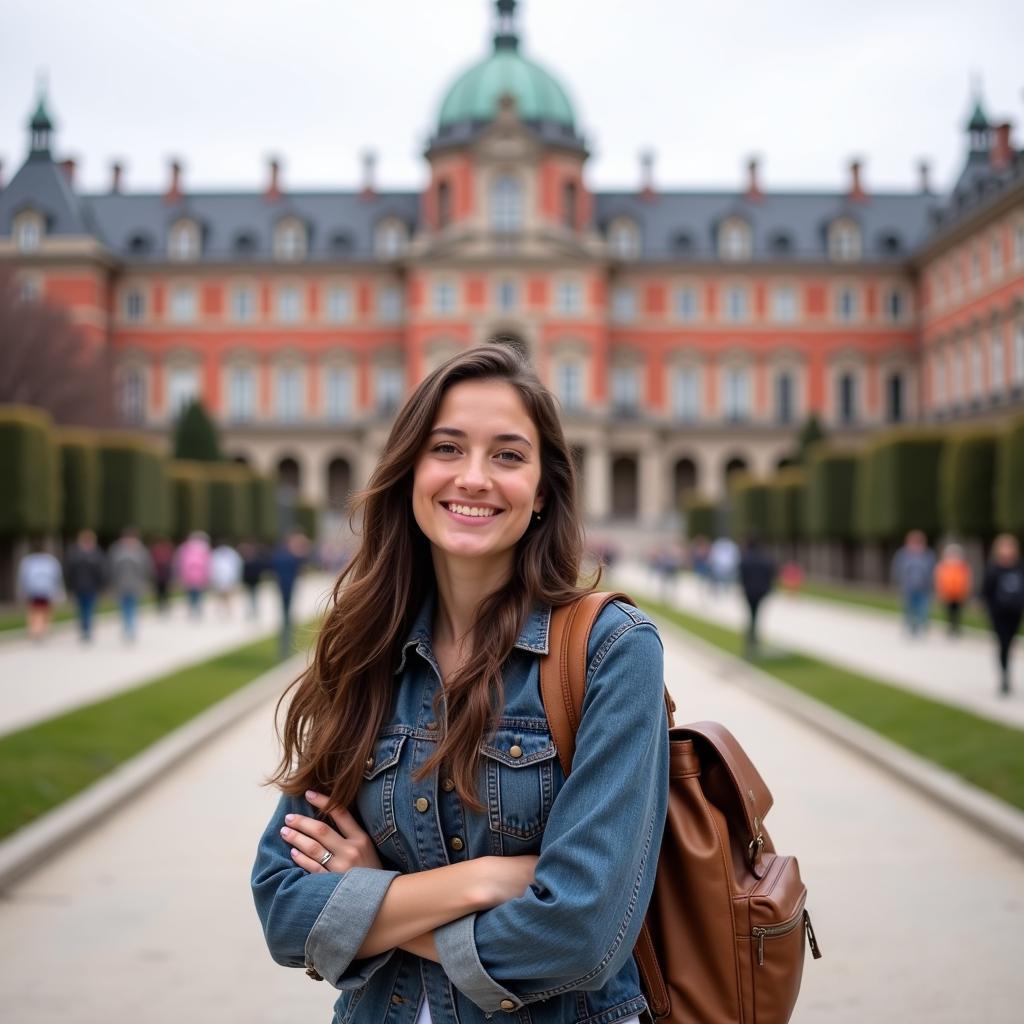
left=672, top=367, right=700, bottom=421
left=378, top=285, right=403, bottom=322
left=674, top=287, right=698, bottom=322
left=610, top=366, right=640, bottom=413
left=230, top=287, right=255, bottom=323
left=167, top=366, right=199, bottom=414
left=932, top=353, right=946, bottom=407
left=169, top=285, right=197, bottom=323
left=970, top=340, right=983, bottom=398
left=723, top=286, right=748, bottom=322
left=433, top=281, right=457, bottom=314
left=124, top=289, right=146, bottom=322
left=325, top=366, right=354, bottom=422
left=121, top=368, right=146, bottom=424
left=991, top=234, right=1003, bottom=278
left=1013, top=322, right=1024, bottom=386
left=723, top=367, right=750, bottom=421
left=16, top=219, right=41, bottom=252
left=951, top=348, right=964, bottom=404
left=990, top=332, right=1004, bottom=394
left=375, top=366, right=404, bottom=414
left=835, top=287, right=858, bottom=322
left=276, top=367, right=302, bottom=422
left=277, top=286, right=301, bottom=322
left=496, top=279, right=518, bottom=312
left=611, top=287, right=636, bottom=322
left=556, top=362, right=583, bottom=410
left=228, top=366, right=256, bottom=422
left=770, top=285, right=797, bottom=323
left=838, top=373, right=857, bottom=424
left=885, top=289, right=905, bottom=322
left=554, top=281, right=582, bottom=315
left=775, top=372, right=794, bottom=424
left=326, top=286, right=352, bottom=322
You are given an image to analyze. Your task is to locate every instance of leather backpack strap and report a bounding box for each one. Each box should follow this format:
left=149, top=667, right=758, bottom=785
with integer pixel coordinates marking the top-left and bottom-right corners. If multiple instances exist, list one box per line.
left=541, top=591, right=632, bottom=777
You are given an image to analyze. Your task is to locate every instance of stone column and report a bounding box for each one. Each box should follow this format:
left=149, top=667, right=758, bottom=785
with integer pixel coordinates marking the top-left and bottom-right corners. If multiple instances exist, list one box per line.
left=584, top=442, right=610, bottom=523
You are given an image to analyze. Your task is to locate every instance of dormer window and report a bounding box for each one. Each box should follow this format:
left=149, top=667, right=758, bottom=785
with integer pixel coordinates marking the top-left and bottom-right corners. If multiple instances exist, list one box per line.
left=274, top=219, right=307, bottom=261
left=769, top=232, right=793, bottom=256
left=14, top=211, right=43, bottom=252
left=233, top=232, right=258, bottom=256
left=491, top=176, right=524, bottom=233
left=828, top=219, right=861, bottom=261
left=128, top=233, right=153, bottom=256
left=168, top=220, right=200, bottom=261
left=608, top=218, right=640, bottom=259
left=718, top=218, right=752, bottom=260
left=375, top=219, right=408, bottom=258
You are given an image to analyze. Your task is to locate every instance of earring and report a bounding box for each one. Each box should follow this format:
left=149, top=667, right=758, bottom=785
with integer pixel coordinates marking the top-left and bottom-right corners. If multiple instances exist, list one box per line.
left=533, top=510, right=543, bottom=522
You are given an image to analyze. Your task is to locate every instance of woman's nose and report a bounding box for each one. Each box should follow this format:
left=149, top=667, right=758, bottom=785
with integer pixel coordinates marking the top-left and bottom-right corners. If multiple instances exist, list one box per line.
left=455, top=455, right=491, bottom=491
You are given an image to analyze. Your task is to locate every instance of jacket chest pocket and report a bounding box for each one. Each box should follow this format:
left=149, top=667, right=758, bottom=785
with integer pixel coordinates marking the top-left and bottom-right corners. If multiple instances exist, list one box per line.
left=356, top=733, right=407, bottom=849
left=480, top=725, right=558, bottom=853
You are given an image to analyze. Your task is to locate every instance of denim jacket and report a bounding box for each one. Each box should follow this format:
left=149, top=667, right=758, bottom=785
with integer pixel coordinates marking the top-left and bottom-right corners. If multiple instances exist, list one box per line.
left=252, top=592, right=669, bottom=1024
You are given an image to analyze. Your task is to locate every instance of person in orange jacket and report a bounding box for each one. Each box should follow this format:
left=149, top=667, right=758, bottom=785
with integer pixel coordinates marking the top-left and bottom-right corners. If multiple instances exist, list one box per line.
left=934, top=542, right=972, bottom=636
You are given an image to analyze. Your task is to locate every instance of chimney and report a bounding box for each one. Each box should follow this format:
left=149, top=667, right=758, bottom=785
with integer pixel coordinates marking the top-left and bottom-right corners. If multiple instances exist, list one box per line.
left=639, top=149, right=656, bottom=200
left=59, top=157, right=76, bottom=188
left=360, top=149, right=377, bottom=201
left=917, top=159, right=932, bottom=195
left=164, top=158, right=184, bottom=203
left=991, top=123, right=1013, bottom=172
left=745, top=156, right=763, bottom=201
left=110, top=161, right=123, bottom=194
left=847, top=158, right=868, bottom=203
left=265, top=155, right=282, bottom=201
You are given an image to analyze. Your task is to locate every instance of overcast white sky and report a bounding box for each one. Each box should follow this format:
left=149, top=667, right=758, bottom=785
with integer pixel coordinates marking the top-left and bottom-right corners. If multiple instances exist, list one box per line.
left=2, top=0, right=1022, bottom=197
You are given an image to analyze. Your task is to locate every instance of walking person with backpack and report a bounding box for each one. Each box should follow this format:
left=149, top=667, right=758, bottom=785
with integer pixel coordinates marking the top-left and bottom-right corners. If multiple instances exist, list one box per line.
left=251, top=345, right=671, bottom=1024
left=64, top=529, right=107, bottom=643
left=108, top=526, right=153, bottom=643
left=981, top=533, right=1024, bottom=697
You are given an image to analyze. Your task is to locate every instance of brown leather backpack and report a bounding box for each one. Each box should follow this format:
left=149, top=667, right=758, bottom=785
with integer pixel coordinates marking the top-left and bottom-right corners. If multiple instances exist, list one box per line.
left=541, top=592, right=822, bottom=1024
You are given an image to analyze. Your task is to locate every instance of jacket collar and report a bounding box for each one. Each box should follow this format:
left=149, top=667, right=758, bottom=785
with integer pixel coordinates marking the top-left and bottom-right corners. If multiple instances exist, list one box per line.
left=393, top=587, right=551, bottom=675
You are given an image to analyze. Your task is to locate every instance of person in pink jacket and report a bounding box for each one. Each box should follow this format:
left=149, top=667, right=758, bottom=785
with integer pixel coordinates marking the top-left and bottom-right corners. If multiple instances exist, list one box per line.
left=176, top=531, right=211, bottom=619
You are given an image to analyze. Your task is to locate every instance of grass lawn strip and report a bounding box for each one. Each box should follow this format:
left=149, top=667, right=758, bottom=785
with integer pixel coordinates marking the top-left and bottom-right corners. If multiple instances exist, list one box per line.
left=636, top=594, right=1024, bottom=814
left=0, top=621, right=316, bottom=840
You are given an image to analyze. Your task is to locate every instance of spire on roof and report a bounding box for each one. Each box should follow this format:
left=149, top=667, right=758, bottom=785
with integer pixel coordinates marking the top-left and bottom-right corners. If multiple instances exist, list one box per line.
left=27, top=76, right=55, bottom=158
left=966, top=76, right=991, bottom=154
left=493, top=0, right=520, bottom=52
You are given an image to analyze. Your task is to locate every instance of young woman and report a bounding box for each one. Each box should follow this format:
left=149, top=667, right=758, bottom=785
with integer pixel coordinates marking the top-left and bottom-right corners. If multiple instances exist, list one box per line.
left=252, top=344, right=669, bottom=1024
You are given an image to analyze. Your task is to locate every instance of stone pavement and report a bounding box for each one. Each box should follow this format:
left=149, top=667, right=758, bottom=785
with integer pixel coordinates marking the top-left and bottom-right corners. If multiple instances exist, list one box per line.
left=614, top=562, right=1024, bottom=729
left=0, top=574, right=334, bottom=738
left=1, top=620, right=1022, bottom=1022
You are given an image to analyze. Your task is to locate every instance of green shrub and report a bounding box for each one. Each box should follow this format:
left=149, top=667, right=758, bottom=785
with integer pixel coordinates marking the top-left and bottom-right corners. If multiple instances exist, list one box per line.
left=0, top=405, right=61, bottom=538
left=768, top=468, right=806, bottom=542
left=250, top=476, right=279, bottom=543
left=730, top=474, right=772, bottom=540
left=294, top=502, right=319, bottom=542
left=167, top=461, right=210, bottom=540
left=206, top=464, right=254, bottom=542
left=97, top=434, right=167, bottom=540
left=941, top=428, right=998, bottom=539
left=806, top=446, right=858, bottom=541
left=996, top=415, right=1024, bottom=538
left=172, top=399, right=221, bottom=462
left=55, top=428, right=100, bottom=536
left=684, top=498, right=716, bottom=540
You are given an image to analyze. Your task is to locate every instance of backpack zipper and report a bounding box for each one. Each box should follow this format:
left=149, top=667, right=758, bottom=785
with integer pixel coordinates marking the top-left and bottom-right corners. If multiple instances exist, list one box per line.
left=751, top=893, right=811, bottom=966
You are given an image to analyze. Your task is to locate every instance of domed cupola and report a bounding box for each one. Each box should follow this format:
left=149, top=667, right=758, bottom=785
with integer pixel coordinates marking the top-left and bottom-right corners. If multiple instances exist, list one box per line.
left=434, top=0, right=581, bottom=147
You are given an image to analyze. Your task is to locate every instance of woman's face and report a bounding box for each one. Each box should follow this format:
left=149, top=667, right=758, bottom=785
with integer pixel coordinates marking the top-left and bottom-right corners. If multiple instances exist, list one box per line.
left=412, top=378, right=543, bottom=569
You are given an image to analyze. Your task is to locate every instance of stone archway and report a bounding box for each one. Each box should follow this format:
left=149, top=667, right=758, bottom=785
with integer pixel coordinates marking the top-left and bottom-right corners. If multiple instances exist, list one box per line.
left=672, top=456, right=698, bottom=514
left=277, top=456, right=301, bottom=496
left=723, top=455, right=748, bottom=488
left=611, top=454, right=639, bottom=520
left=327, top=456, right=353, bottom=513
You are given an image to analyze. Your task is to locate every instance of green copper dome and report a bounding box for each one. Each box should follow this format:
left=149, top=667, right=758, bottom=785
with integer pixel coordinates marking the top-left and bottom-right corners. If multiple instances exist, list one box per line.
left=438, top=2, right=575, bottom=131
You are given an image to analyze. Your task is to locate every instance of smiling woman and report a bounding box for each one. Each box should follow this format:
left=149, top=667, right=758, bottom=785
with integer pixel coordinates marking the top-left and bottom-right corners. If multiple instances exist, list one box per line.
left=252, top=342, right=667, bottom=1024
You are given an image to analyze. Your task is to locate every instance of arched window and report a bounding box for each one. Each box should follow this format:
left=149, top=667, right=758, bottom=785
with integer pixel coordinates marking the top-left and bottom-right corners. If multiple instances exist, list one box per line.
left=278, top=456, right=301, bottom=495
left=608, top=218, right=640, bottom=259
left=491, top=176, right=524, bottom=233
left=838, top=372, right=857, bottom=424
left=14, top=212, right=43, bottom=252
left=562, top=181, right=577, bottom=229
left=775, top=371, right=794, bottom=424
left=227, top=363, right=257, bottom=422
left=168, top=220, right=200, bottom=260
left=120, top=366, right=147, bottom=424
left=723, top=366, right=751, bottom=421
left=437, top=180, right=452, bottom=228
left=885, top=372, right=904, bottom=422
left=327, top=457, right=353, bottom=511
left=718, top=218, right=752, bottom=260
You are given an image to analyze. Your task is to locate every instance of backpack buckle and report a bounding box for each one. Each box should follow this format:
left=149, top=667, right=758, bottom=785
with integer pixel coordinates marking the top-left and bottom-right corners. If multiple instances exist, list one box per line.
left=748, top=833, right=764, bottom=865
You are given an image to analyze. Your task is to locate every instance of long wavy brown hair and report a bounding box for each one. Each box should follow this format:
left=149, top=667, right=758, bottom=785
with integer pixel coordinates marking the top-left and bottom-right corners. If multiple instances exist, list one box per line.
left=270, top=343, right=597, bottom=812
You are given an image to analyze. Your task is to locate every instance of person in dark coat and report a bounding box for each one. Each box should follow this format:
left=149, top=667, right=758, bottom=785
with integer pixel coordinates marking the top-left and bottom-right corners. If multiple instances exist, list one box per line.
left=272, top=529, right=310, bottom=656
left=738, top=535, right=777, bottom=658
left=150, top=536, right=176, bottom=614
left=981, top=533, right=1024, bottom=697
left=239, top=539, right=266, bottom=620
left=64, top=529, right=107, bottom=643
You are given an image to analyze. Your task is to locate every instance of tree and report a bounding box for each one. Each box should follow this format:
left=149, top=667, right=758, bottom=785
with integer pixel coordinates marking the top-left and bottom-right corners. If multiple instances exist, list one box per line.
left=172, top=399, right=221, bottom=462
left=793, top=414, right=827, bottom=466
left=0, top=268, right=113, bottom=427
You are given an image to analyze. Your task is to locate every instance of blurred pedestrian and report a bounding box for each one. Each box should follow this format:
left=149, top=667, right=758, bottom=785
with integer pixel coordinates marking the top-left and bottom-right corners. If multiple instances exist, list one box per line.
left=708, top=535, right=739, bottom=593
left=981, top=533, right=1024, bottom=697
left=654, top=542, right=683, bottom=601
left=150, top=535, right=176, bottom=614
left=16, top=539, right=64, bottom=642
left=272, top=528, right=310, bottom=656
left=64, top=529, right=107, bottom=643
left=210, top=540, right=244, bottom=618
left=690, top=535, right=712, bottom=592
left=239, top=539, right=266, bottom=620
left=109, top=526, right=153, bottom=643
left=891, top=529, right=936, bottom=636
left=934, top=542, right=972, bottom=636
left=176, top=530, right=211, bottom=619
left=739, top=535, right=777, bottom=658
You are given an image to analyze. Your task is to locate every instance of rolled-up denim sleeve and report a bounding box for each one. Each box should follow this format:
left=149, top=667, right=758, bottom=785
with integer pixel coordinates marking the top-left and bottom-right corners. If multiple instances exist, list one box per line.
left=436, top=611, right=669, bottom=1011
left=251, top=793, right=400, bottom=990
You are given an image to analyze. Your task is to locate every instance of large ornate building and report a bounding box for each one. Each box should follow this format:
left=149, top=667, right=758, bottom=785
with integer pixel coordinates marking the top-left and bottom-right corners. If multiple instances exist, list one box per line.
left=1, top=0, right=1022, bottom=537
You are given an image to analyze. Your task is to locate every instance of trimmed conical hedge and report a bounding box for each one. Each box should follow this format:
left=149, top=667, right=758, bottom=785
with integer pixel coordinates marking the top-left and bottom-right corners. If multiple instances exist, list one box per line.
left=97, top=433, right=168, bottom=540
left=730, top=474, right=772, bottom=540
left=55, top=428, right=100, bottom=536
left=684, top=498, right=717, bottom=540
left=941, top=427, right=998, bottom=539
left=996, top=415, right=1024, bottom=537
left=806, top=446, right=858, bottom=541
left=167, top=460, right=210, bottom=540
left=0, top=405, right=61, bottom=538
left=768, top=468, right=806, bottom=542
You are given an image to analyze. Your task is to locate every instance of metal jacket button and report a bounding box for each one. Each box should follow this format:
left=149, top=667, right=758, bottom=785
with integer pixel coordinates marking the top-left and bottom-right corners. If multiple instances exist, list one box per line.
left=391, top=994, right=405, bottom=1005
left=509, top=745, right=523, bottom=759
left=366, top=756, right=374, bottom=770
left=442, top=777, right=456, bottom=792
left=415, top=797, right=430, bottom=812
left=450, top=836, right=464, bottom=851
left=499, top=999, right=516, bottom=1011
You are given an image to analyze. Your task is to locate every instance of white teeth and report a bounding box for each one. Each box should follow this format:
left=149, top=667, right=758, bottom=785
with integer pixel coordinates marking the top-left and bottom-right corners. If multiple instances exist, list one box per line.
left=446, top=503, right=498, bottom=518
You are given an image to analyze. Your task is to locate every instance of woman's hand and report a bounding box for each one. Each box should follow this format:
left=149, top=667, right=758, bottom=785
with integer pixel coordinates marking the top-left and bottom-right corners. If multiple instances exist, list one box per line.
left=471, top=854, right=539, bottom=908
left=280, top=789, right=383, bottom=873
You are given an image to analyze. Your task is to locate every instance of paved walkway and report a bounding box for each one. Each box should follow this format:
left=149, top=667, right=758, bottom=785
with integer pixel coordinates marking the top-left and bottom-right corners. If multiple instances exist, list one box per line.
left=1, top=622, right=1022, bottom=1022
left=0, top=574, right=334, bottom=737
left=614, top=562, right=1024, bottom=729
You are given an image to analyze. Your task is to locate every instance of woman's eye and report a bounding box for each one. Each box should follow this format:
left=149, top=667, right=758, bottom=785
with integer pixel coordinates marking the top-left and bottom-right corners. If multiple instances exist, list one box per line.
left=433, top=443, right=460, bottom=455
left=497, top=450, right=525, bottom=463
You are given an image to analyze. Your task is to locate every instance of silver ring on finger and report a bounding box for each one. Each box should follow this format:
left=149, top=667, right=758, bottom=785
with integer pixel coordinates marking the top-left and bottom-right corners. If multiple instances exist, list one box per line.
left=319, top=850, right=333, bottom=867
